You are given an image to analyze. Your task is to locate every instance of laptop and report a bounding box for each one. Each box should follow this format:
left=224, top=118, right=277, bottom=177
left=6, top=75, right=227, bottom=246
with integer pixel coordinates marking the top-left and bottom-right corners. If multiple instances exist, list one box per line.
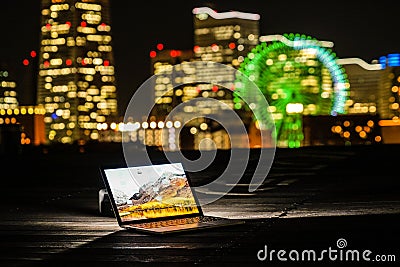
left=99, top=162, right=245, bottom=234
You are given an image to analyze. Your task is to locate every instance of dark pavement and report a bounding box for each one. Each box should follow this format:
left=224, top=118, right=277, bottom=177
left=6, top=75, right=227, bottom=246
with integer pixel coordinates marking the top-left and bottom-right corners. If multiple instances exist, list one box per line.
left=0, top=144, right=399, bottom=266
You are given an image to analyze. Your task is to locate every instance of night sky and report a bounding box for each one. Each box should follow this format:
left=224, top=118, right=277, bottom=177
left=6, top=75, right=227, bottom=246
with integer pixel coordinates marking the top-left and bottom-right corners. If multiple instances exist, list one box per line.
left=1, top=0, right=399, bottom=115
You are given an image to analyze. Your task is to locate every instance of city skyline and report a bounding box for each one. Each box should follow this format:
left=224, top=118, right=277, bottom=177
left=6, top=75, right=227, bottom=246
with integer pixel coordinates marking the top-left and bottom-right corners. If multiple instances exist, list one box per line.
left=1, top=1, right=400, bottom=116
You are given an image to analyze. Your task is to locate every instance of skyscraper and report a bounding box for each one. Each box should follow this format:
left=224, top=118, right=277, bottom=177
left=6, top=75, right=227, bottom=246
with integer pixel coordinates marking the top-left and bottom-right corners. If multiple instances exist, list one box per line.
left=191, top=6, right=260, bottom=111
left=37, top=0, right=118, bottom=144
left=189, top=7, right=261, bottom=149
left=192, top=7, right=260, bottom=67
left=0, top=61, right=47, bottom=147
left=0, top=63, right=21, bottom=152
left=338, top=55, right=400, bottom=120
left=337, top=58, right=383, bottom=115
left=0, top=63, right=18, bottom=110
left=378, top=54, right=400, bottom=120
left=147, top=7, right=261, bottom=150
left=150, top=47, right=194, bottom=118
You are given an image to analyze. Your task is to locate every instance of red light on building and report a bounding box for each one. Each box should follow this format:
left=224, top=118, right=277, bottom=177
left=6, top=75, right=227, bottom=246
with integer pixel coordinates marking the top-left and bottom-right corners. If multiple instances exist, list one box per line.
left=66, top=59, right=72, bottom=66
left=23, top=59, right=29, bottom=66
left=104, top=60, right=110, bottom=66
left=156, top=43, right=164, bottom=50
left=46, top=24, right=51, bottom=30
left=228, top=42, right=236, bottom=49
left=43, top=61, right=50, bottom=68
left=101, top=22, right=106, bottom=27
left=30, top=51, right=37, bottom=58
left=212, top=85, right=219, bottom=92
left=81, top=21, right=87, bottom=27
left=150, top=51, right=157, bottom=58
left=170, top=50, right=178, bottom=57
left=66, top=21, right=71, bottom=27
left=194, top=46, right=200, bottom=53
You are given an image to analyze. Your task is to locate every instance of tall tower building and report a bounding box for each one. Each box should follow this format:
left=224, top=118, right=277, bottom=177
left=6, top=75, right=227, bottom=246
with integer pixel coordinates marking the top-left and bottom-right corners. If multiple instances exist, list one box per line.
left=150, top=47, right=194, bottom=118
left=378, top=54, right=400, bottom=119
left=191, top=6, right=260, bottom=110
left=192, top=7, right=260, bottom=67
left=147, top=7, right=261, bottom=150
left=37, top=0, right=118, bottom=144
left=0, top=63, right=46, bottom=152
left=0, top=64, right=19, bottom=110
left=337, top=58, right=383, bottom=115
left=338, top=55, right=400, bottom=120
left=191, top=7, right=261, bottom=149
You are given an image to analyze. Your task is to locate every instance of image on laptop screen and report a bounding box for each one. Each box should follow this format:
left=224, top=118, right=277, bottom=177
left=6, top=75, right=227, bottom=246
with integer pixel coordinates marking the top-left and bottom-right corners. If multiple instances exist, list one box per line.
left=104, top=163, right=200, bottom=222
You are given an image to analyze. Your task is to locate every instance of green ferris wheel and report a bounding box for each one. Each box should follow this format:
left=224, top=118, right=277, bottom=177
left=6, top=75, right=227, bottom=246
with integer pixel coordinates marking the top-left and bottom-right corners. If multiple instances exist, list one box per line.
left=234, top=33, right=350, bottom=148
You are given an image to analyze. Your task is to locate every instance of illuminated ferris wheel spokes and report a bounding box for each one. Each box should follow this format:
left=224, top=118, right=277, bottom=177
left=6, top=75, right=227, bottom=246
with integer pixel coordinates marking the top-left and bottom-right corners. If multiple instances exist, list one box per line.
left=235, top=33, right=350, bottom=148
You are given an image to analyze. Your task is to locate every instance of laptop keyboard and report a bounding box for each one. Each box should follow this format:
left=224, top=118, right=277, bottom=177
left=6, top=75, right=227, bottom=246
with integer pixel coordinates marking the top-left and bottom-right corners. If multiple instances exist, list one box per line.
left=133, top=216, right=226, bottom=229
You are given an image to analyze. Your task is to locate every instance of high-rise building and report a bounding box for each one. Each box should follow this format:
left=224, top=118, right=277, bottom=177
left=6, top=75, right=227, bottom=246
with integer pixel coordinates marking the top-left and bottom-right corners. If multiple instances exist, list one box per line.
left=337, top=58, right=383, bottom=115
left=187, top=7, right=261, bottom=149
left=191, top=6, right=260, bottom=112
left=0, top=64, right=20, bottom=154
left=0, top=64, right=19, bottom=110
left=321, top=56, right=400, bottom=144
left=378, top=54, right=400, bottom=120
left=0, top=63, right=46, bottom=148
left=146, top=7, right=261, bottom=150
left=192, top=6, right=260, bottom=67
left=150, top=48, right=194, bottom=118
left=37, top=0, right=118, bottom=144
left=338, top=55, right=400, bottom=120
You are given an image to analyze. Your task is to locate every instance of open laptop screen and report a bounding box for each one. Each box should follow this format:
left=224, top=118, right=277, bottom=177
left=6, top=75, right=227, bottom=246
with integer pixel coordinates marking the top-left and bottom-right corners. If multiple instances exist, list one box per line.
left=103, top=163, right=200, bottom=222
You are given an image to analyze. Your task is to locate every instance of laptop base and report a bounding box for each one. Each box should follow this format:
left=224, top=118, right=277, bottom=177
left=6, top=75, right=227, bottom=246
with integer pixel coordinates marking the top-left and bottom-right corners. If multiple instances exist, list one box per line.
left=123, top=216, right=245, bottom=234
